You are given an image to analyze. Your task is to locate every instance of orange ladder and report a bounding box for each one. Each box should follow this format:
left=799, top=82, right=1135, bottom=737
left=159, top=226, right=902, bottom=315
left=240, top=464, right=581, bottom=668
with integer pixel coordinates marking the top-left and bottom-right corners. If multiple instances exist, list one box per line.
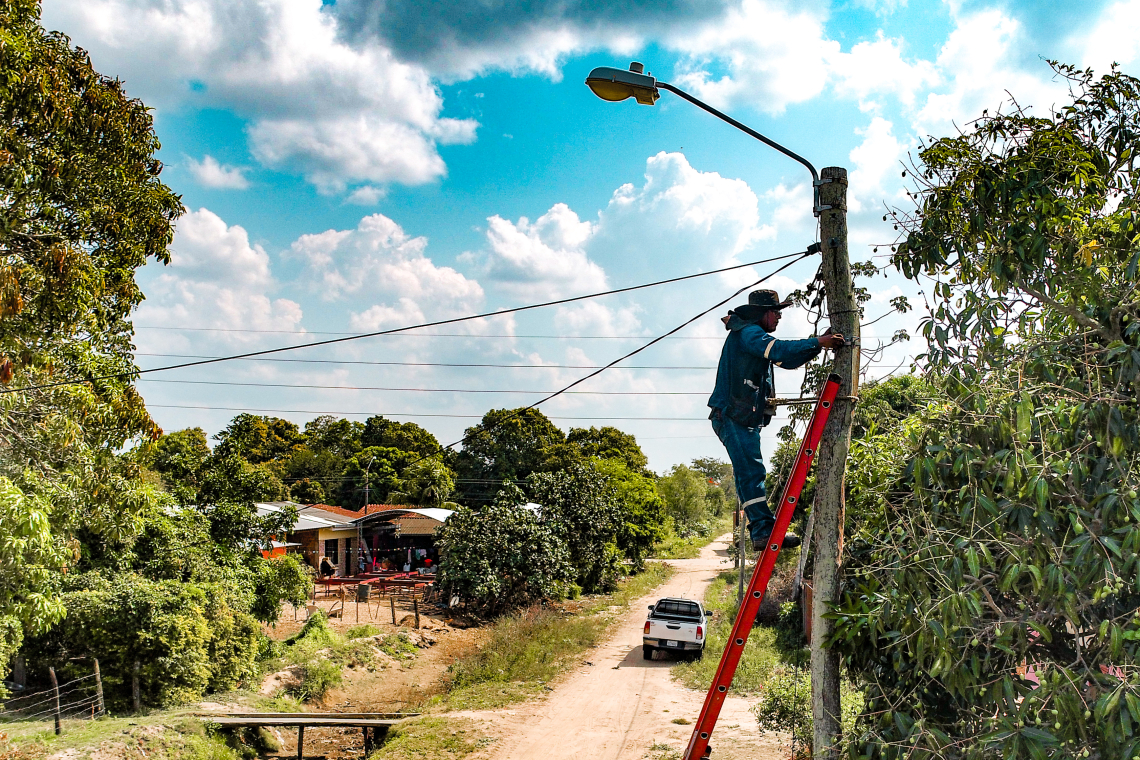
left=684, top=372, right=842, bottom=760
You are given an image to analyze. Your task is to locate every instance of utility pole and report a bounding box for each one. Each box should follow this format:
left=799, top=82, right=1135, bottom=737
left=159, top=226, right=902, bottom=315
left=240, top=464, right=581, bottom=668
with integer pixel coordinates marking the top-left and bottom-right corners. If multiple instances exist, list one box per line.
left=811, top=166, right=858, bottom=760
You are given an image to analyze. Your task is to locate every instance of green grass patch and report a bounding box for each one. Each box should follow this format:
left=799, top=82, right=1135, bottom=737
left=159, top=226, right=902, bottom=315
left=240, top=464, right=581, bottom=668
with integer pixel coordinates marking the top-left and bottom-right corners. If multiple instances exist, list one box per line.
left=650, top=516, right=732, bottom=559
left=368, top=717, right=494, bottom=760
left=264, top=610, right=422, bottom=702
left=0, top=714, right=239, bottom=760
left=437, top=563, right=675, bottom=711
left=672, top=566, right=803, bottom=695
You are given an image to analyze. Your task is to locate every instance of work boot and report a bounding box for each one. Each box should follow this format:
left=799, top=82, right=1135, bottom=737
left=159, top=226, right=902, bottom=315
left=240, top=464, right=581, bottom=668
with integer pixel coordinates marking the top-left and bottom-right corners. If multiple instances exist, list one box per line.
left=751, top=530, right=802, bottom=550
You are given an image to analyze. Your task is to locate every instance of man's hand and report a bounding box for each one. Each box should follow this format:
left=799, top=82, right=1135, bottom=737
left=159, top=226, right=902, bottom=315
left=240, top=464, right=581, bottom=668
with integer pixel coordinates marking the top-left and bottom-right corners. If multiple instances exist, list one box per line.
left=817, top=327, right=845, bottom=350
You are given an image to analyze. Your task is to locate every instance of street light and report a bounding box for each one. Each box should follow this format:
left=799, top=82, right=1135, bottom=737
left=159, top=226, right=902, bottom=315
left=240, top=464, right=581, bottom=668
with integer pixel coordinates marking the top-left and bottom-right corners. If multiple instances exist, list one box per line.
left=585, top=62, right=826, bottom=216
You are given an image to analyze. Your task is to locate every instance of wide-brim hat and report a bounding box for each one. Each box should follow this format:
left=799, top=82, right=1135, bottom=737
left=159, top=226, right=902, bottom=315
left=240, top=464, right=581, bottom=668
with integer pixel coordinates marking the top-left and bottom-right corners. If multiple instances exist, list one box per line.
left=731, top=289, right=792, bottom=321
left=748, top=289, right=793, bottom=310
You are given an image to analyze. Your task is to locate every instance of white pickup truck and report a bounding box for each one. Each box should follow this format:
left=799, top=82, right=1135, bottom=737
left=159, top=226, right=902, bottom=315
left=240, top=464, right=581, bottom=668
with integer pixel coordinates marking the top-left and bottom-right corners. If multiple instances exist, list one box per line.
left=643, top=597, right=706, bottom=660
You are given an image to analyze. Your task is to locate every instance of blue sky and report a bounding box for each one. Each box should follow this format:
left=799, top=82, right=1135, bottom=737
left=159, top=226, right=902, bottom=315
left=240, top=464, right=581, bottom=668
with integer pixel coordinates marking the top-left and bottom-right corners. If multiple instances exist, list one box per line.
left=41, top=0, right=1140, bottom=471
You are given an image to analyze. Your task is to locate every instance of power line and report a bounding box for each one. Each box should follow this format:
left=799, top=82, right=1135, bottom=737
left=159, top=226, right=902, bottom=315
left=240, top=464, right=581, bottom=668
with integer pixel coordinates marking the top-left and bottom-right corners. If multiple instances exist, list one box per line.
left=148, top=404, right=714, bottom=420
left=135, top=354, right=716, bottom=370
left=136, top=328, right=728, bottom=339
left=138, top=378, right=710, bottom=395
left=427, top=252, right=813, bottom=459
left=4, top=249, right=809, bottom=395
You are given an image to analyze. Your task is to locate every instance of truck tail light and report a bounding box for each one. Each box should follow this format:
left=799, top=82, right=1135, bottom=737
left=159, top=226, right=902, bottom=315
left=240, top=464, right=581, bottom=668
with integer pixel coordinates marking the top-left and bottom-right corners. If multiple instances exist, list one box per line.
left=644, top=621, right=651, bottom=634
left=696, top=625, right=703, bottom=640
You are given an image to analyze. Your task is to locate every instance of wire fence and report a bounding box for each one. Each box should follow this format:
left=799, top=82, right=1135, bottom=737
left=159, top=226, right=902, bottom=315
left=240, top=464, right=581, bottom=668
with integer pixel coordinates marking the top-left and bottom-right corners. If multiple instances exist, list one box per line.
left=1, top=664, right=106, bottom=731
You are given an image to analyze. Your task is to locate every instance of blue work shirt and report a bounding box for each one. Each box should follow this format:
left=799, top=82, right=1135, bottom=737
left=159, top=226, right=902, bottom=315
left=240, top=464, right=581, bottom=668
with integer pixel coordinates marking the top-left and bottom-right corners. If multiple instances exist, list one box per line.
left=707, top=313, right=821, bottom=427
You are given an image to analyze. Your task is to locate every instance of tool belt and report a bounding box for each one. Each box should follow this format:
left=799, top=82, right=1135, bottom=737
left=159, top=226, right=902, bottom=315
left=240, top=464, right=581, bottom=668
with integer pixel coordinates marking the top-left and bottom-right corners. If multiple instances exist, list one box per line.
left=725, top=378, right=773, bottom=429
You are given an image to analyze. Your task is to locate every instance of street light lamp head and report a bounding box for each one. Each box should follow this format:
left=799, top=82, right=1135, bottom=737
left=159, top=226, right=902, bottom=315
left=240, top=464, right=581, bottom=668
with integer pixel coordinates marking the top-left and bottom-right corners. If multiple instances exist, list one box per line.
left=585, top=62, right=659, bottom=105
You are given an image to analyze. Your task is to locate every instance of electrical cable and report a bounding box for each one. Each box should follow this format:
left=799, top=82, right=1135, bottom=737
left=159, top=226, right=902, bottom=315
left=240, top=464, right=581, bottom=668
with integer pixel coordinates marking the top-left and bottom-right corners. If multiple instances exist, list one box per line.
left=147, top=404, right=717, bottom=420
left=135, top=354, right=717, bottom=370
left=1, top=250, right=810, bottom=395
left=138, top=379, right=711, bottom=395
left=425, top=252, right=813, bottom=460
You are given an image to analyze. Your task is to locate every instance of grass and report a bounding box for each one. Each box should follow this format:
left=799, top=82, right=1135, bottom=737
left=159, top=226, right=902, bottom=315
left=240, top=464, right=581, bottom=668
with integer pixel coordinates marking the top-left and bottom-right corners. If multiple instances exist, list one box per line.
left=367, top=717, right=494, bottom=760
left=672, top=562, right=804, bottom=696
left=267, top=611, right=422, bottom=702
left=0, top=713, right=239, bottom=760
left=431, top=562, right=675, bottom=712
left=650, top=516, right=732, bottom=559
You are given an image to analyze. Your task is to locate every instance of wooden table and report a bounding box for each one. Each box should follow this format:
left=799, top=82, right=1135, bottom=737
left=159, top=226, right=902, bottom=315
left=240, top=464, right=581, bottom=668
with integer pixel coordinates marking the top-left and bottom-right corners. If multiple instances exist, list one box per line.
left=200, top=713, right=416, bottom=759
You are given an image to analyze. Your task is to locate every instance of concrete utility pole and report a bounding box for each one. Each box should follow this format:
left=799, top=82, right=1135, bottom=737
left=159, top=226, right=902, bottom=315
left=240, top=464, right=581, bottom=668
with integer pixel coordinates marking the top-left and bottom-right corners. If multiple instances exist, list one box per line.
left=811, top=166, right=859, bottom=760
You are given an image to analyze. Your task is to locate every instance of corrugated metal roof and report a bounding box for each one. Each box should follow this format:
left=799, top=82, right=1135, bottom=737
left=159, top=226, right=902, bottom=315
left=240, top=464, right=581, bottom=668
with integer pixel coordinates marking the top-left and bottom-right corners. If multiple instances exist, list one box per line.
left=256, top=502, right=352, bottom=531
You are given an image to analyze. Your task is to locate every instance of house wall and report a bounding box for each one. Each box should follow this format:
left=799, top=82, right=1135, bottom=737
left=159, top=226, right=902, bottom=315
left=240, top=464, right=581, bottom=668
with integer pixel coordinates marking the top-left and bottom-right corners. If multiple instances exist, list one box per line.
left=292, top=529, right=321, bottom=569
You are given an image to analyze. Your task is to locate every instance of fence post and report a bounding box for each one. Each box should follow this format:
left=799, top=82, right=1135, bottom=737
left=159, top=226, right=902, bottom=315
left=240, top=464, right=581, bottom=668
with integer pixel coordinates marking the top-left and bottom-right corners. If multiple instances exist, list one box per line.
left=48, top=666, right=61, bottom=735
left=94, top=659, right=105, bottom=717
left=390, top=597, right=396, bottom=625
left=413, top=599, right=420, bottom=629
left=132, top=661, right=141, bottom=713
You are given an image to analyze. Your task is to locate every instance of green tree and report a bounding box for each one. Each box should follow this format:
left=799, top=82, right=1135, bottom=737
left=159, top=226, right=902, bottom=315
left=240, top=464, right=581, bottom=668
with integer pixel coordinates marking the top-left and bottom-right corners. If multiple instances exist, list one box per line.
left=288, top=477, right=326, bottom=505
left=0, top=0, right=182, bottom=673
left=214, top=414, right=304, bottom=464
left=303, top=415, right=363, bottom=457
left=566, top=426, right=650, bottom=475
left=530, top=463, right=624, bottom=593
left=436, top=484, right=574, bottom=614
left=454, top=408, right=566, bottom=504
left=388, top=458, right=456, bottom=508
left=657, top=464, right=713, bottom=535
left=361, top=415, right=442, bottom=457
left=338, top=446, right=417, bottom=509
left=593, top=458, right=665, bottom=571
left=832, top=64, right=1140, bottom=759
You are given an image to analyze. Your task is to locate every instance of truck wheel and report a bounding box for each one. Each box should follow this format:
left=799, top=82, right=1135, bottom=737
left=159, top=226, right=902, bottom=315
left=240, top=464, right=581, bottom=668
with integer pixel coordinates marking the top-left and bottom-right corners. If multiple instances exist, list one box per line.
left=643, top=645, right=656, bottom=660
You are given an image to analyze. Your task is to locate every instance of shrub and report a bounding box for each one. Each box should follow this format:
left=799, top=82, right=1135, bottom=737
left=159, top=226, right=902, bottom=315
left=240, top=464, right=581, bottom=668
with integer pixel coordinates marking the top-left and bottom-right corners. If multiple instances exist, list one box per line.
left=753, top=668, right=863, bottom=760
left=23, top=574, right=262, bottom=708
left=345, top=624, right=381, bottom=639
left=437, top=493, right=574, bottom=614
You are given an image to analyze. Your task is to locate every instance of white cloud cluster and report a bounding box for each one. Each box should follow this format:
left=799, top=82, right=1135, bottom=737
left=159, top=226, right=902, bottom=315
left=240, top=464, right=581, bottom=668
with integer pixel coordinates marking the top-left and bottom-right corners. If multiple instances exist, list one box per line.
left=42, top=0, right=477, bottom=193
left=135, top=209, right=302, bottom=350
left=186, top=155, right=250, bottom=190
left=287, top=213, right=485, bottom=330
left=474, top=204, right=604, bottom=301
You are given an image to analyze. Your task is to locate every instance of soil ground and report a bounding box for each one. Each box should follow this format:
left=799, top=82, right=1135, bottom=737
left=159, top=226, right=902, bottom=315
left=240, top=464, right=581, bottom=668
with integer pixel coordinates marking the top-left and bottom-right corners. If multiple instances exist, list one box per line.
left=451, top=535, right=785, bottom=760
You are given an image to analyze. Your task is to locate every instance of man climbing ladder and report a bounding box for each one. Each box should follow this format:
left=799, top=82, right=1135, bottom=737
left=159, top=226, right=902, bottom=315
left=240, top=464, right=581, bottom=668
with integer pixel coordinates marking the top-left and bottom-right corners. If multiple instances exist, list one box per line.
left=708, top=289, right=844, bottom=551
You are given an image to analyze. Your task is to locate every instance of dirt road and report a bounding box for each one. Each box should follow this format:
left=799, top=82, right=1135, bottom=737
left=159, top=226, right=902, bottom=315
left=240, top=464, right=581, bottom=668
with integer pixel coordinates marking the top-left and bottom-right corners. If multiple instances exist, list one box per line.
left=462, top=535, right=786, bottom=760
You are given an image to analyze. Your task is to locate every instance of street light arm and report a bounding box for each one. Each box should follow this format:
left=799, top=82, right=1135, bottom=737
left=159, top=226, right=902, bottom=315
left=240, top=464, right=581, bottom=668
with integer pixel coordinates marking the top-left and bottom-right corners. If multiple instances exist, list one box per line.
left=655, top=81, right=822, bottom=213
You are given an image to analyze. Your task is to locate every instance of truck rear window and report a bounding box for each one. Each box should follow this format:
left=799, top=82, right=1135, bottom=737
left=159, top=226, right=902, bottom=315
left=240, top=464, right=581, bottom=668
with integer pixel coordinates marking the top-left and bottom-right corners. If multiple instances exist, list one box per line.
left=652, top=600, right=701, bottom=621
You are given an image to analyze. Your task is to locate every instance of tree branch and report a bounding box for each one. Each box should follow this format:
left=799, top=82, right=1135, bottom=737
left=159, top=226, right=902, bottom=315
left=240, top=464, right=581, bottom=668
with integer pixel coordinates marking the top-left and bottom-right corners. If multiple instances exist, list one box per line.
left=1018, top=282, right=1120, bottom=342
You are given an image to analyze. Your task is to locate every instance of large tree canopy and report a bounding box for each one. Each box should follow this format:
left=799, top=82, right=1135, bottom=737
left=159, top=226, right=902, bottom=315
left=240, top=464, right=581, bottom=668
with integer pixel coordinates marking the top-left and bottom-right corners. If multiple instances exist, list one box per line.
left=0, top=0, right=182, bottom=671
left=832, top=64, right=1140, bottom=760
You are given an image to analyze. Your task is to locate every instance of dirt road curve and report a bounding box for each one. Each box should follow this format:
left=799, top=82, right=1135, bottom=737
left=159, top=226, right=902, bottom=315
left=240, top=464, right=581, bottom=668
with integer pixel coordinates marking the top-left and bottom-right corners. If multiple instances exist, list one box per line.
left=463, top=535, right=785, bottom=760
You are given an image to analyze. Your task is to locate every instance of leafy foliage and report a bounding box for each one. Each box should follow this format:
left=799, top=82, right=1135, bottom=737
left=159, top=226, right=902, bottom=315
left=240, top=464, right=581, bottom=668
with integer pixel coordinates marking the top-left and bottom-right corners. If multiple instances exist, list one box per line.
left=0, top=0, right=181, bottom=676
left=25, top=573, right=261, bottom=708
left=832, top=64, right=1140, bottom=759
left=436, top=486, right=575, bottom=614
left=454, top=408, right=566, bottom=504
left=531, top=463, right=624, bottom=593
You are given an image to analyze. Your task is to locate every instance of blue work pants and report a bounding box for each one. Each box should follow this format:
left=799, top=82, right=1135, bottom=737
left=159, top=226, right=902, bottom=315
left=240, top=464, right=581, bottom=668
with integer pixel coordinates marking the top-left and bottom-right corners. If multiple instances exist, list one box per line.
left=710, top=410, right=773, bottom=546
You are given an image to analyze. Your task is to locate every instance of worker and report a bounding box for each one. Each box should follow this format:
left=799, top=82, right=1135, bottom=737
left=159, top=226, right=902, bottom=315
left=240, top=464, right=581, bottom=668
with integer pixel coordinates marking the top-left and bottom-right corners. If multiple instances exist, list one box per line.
left=708, top=289, right=844, bottom=551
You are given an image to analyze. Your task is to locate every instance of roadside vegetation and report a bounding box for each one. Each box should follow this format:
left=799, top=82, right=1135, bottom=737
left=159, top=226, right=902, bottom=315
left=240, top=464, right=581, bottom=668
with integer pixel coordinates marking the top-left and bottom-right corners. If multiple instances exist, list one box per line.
left=432, top=562, right=674, bottom=712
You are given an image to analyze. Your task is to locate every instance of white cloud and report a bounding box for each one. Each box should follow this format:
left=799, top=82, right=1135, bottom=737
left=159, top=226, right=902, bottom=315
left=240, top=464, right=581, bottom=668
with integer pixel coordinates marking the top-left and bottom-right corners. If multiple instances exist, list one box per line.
left=42, top=0, right=478, bottom=193
left=472, top=204, right=605, bottom=301
left=186, top=155, right=250, bottom=190
left=830, top=34, right=940, bottom=110
left=913, top=9, right=1068, bottom=137
left=847, top=117, right=909, bottom=215
left=666, top=0, right=835, bottom=114
left=345, top=185, right=386, bottom=205
left=286, top=213, right=484, bottom=328
left=135, top=208, right=302, bottom=349
left=1077, top=0, right=1140, bottom=72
